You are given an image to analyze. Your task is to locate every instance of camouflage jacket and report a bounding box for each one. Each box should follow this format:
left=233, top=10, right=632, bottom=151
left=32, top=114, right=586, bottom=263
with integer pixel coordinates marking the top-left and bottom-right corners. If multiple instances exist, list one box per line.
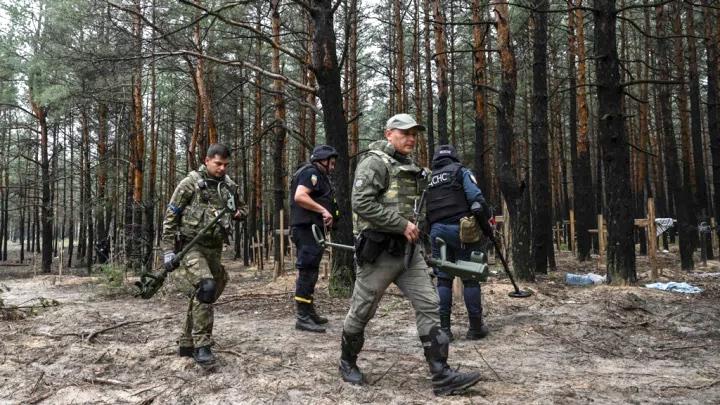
left=352, top=140, right=428, bottom=234
left=161, top=165, right=247, bottom=251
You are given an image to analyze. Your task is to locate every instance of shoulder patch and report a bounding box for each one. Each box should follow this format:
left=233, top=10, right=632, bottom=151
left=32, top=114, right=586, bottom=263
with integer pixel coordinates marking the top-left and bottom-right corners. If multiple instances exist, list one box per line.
left=470, top=174, right=478, bottom=184
left=354, top=178, right=365, bottom=189
left=311, top=174, right=318, bottom=186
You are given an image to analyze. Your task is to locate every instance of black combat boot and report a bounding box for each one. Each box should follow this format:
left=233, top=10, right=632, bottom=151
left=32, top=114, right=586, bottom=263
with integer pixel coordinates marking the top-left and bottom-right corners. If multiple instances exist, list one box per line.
left=309, top=302, right=328, bottom=325
left=440, top=313, right=454, bottom=342
left=421, top=326, right=481, bottom=396
left=178, top=346, right=194, bottom=358
left=339, top=330, right=365, bottom=385
left=193, top=346, right=216, bottom=365
left=296, top=302, right=326, bottom=333
left=466, top=315, right=489, bottom=340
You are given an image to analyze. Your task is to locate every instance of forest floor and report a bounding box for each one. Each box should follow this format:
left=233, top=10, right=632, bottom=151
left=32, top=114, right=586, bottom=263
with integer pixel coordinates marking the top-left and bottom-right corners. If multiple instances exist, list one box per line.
left=1, top=243, right=720, bottom=405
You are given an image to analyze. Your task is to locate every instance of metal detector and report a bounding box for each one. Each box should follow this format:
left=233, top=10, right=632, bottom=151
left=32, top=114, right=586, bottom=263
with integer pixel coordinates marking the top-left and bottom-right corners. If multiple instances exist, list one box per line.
left=310, top=225, right=489, bottom=281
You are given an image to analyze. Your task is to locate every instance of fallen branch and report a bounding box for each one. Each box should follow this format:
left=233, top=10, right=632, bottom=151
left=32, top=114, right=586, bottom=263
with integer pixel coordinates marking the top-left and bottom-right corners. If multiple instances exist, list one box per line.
left=654, top=344, right=713, bottom=352
left=27, top=391, right=54, bottom=404
left=216, top=292, right=289, bottom=307
left=29, top=371, right=45, bottom=396
left=86, top=314, right=174, bottom=342
left=83, top=376, right=133, bottom=388
left=663, top=379, right=720, bottom=390
left=215, top=349, right=244, bottom=358
left=370, top=361, right=397, bottom=385
left=473, top=346, right=502, bottom=381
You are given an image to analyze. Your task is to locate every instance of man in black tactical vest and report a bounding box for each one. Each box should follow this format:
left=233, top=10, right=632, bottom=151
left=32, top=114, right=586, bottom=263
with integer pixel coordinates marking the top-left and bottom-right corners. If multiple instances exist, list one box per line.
left=426, top=144, right=495, bottom=341
left=289, top=145, right=339, bottom=333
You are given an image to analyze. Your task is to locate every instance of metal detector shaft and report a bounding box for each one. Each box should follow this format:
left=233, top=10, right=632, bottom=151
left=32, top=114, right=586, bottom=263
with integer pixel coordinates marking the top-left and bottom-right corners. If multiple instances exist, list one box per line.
left=490, top=237, right=531, bottom=297
left=311, top=224, right=356, bottom=251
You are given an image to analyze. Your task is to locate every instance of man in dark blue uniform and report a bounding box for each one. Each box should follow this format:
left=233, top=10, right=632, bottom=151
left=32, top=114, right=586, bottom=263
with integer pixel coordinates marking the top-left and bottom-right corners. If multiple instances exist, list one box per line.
left=289, top=145, right=339, bottom=333
left=426, top=145, right=494, bottom=341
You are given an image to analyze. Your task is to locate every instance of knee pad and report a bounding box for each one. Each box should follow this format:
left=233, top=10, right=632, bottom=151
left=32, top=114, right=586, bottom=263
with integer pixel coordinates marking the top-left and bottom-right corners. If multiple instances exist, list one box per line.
left=196, top=278, right=218, bottom=303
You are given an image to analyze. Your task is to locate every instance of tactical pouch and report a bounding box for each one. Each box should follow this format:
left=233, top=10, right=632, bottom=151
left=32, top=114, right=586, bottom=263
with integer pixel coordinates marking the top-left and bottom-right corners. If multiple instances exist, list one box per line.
left=356, top=231, right=387, bottom=265
left=459, top=216, right=481, bottom=243
left=386, top=235, right=407, bottom=257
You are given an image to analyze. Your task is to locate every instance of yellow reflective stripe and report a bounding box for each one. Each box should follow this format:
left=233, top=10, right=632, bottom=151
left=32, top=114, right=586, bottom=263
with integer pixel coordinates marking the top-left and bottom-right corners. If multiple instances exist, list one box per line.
left=294, top=296, right=312, bottom=304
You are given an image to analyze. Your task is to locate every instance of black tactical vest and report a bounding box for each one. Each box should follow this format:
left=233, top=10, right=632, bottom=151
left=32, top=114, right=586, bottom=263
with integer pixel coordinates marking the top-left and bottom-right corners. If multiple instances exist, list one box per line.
left=427, top=162, right=470, bottom=224
left=289, top=162, right=334, bottom=226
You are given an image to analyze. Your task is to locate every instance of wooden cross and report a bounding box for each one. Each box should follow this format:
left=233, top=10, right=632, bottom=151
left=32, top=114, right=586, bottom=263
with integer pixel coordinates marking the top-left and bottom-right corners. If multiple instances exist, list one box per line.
left=633, top=198, right=657, bottom=280
left=588, top=214, right=607, bottom=265
left=552, top=222, right=563, bottom=251
left=569, top=209, right=576, bottom=254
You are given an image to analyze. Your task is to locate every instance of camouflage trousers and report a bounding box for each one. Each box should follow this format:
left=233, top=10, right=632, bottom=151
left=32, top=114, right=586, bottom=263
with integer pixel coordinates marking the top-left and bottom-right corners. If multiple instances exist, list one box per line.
left=174, top=244, right=228, bottom=349
left=343, top=247, right=440, bottom=336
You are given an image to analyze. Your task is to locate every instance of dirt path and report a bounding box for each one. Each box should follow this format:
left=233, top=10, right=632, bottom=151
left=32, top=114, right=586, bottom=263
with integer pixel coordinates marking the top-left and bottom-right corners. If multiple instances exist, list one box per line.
left=1, top=251, right=719, bottom=404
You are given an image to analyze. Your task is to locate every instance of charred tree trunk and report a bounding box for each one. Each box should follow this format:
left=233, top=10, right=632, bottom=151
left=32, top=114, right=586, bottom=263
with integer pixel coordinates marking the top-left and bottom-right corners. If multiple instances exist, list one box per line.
left=593, top=0, right=636, bottom=284
left=657, top=5, right=695, bottom=270
left=702, top=1, right=719, bottom=256
left=531, top=0, right=554, bottom=274
left=494, top=2, right=533, bottom=281
left=308, top=0, right=354, bottom=296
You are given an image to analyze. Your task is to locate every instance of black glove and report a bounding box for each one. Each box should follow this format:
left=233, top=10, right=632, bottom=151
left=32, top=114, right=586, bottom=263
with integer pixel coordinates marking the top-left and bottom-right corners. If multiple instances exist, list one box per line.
left=471, top=201, right=495, bottom=239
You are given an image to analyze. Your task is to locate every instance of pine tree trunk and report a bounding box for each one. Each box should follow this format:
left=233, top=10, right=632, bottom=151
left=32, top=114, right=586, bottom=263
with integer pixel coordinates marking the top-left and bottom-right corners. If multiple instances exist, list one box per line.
left=703, top=1, right=720, bottom=249
left=308, top=0, right=354, bottom=297
left=81, top=108, right=93, bottom=272
left=494, top=2, right=533, bottom=281
left=432, top=0, right=449, bottom=144
left=393, top=0, right=405, bottom=113
left=570, top=0, right=594, bottom=261
left=472, top=0, right=487, bottom=191
left=423, top=0, right=435, bottom=158
left=593, top=0, right=636, bottom=283
left=271, top=0, right=287, bottom=276
left=656, top=5, right=695, bottom=270
left=531, top=0, right=553, bottom=274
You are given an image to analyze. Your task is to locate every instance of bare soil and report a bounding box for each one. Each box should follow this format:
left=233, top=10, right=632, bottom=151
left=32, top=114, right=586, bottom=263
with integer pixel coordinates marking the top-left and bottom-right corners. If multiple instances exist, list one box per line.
left=1, top=249, right=719, bottom=404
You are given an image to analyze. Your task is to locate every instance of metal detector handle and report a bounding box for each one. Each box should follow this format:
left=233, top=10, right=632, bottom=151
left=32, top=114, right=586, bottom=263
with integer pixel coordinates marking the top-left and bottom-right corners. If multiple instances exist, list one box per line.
left=310, top=224, right=356, bottom=251
left=311, top=223, right=327, bottom=248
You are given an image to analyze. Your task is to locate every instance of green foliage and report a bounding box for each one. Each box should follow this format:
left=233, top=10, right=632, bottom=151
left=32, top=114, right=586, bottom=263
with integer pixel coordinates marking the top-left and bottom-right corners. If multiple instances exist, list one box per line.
left=98, top=264, right=125, bottom=288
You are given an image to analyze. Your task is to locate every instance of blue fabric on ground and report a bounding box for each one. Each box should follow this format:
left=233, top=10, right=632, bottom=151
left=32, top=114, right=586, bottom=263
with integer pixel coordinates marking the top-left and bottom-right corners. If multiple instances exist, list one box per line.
left=644, top=282, right=703, bottom=294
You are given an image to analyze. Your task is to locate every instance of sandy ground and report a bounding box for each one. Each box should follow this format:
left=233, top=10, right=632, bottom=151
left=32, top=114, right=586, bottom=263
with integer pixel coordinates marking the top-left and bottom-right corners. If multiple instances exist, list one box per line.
left=1, top=249, right=719, bottom=404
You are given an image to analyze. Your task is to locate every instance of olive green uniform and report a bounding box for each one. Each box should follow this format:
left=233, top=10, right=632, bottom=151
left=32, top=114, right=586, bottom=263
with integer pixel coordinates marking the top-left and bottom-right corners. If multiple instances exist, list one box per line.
left=161, top=165, right=246, bottom=349
left=343, top=140, right=439, bottom=336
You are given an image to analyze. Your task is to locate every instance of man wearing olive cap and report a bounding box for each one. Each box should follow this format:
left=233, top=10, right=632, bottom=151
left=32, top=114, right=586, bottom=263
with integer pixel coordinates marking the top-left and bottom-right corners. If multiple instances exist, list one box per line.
left=338, top=114, right=482, bottom=396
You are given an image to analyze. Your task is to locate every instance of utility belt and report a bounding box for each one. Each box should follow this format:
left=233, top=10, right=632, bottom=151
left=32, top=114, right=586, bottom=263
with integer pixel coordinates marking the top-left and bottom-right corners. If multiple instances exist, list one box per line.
left=355, top=230, right=406, bottom=266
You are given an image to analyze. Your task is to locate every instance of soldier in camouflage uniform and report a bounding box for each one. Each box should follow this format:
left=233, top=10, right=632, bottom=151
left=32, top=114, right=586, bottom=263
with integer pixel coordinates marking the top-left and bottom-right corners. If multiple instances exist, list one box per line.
left=161, top=144, right=247, bottom=366
left=339, top=114, right=482, bottom=396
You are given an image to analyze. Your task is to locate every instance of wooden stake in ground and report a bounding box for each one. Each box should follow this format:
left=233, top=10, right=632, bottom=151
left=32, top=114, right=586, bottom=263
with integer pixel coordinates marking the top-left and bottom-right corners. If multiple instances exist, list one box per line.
left=569, top=209, right=576, bottom=255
